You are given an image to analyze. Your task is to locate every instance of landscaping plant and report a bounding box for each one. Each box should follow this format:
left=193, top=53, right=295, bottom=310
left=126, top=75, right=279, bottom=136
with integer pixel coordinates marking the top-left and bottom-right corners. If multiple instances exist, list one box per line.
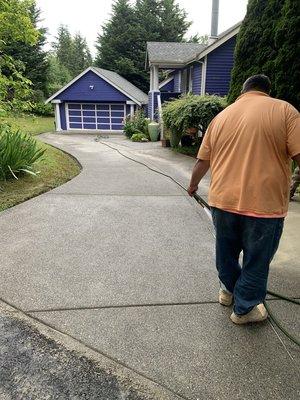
left=123, top=109, right=150, bottom=139
left=131, top=132, right=148, bottom=142
left=0, top=124, right=45, bottom=180
left=162, top=94, right=226, bottom=147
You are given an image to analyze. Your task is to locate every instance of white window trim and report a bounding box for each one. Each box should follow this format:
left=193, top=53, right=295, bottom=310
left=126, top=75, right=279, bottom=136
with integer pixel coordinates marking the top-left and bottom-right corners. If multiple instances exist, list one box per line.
left=201, top=56, right=207, bottom=95
left=189, top=66, right=193, bottom=92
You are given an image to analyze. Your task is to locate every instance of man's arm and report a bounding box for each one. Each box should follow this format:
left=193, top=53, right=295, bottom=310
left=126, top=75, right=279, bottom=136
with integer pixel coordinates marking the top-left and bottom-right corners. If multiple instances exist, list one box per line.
left=293, top=153, right=300, bottom=167
left=187, top=159, right=210, bottom=196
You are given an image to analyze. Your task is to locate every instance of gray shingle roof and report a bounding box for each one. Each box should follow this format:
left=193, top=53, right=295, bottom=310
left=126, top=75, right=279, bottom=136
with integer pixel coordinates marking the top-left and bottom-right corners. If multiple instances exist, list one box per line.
left=147, top=42, right=206, bottom=64
left=147, top=22, right=242, bottom=66
left=92, top=67, right=148, bottom=104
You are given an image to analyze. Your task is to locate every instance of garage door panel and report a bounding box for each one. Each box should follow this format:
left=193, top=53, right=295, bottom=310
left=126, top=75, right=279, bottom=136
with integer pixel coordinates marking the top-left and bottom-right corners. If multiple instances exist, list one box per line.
left=83, top=117, right=96, bottom=123
left=68, top=104, right=81, bottom=109
left=82, top=104, right=95, bottom=110
left=111, top=111, right=124, bottom=117
left=97, top=123, right=110, bottom=130
left=82, top=111, right=95, bottom=117
left=69, top=117, right=82, bottom=123
left=69, top=123, right=82, bottom=129
left=83, top=124, right=96, bottom=129
left=69, top=110, right=81, bottom=116
left=96, top=105, right=109, bottom=111
left=111, top=118, right=123, bottom=124
left=111, top=124, right=123, bottom=130
left=97, top=111, right=110, bottom=117
left=111, top=105, right=124, bottom=110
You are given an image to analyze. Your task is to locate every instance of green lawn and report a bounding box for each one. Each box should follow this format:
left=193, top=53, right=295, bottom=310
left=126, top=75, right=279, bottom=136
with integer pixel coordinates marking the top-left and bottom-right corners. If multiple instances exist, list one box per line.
left=0, top=140, right=80, bottom=212
left=0, top=114, right=81, bottom=212
left=2, top=114, right=55, bottom=135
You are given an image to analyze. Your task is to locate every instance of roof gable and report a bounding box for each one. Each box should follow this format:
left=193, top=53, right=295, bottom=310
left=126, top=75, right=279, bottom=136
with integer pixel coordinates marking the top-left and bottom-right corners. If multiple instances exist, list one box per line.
left=46, top=67, right=148, bottom=105
left=196, top=21, right=241, bottom=61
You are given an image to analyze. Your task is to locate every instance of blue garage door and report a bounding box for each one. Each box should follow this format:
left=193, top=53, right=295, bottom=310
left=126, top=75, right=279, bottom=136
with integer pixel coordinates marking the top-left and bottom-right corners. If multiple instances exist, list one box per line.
left=67, top=103, right=125, bottom=130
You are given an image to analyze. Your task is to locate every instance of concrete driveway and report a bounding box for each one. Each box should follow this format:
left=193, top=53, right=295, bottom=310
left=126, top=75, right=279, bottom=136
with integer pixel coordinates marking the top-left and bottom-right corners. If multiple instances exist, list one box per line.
left=1, top=133, right=299, bottom=399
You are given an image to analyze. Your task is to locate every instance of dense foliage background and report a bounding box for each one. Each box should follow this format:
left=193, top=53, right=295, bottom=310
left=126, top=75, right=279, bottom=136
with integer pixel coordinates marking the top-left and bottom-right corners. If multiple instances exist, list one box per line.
left=228, top=0, right=300, bottom=109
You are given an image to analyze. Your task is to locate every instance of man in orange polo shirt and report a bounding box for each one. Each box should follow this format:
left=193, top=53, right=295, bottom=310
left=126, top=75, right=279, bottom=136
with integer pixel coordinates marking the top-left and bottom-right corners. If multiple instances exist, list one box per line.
left=188, top=75, right=300, bottom=324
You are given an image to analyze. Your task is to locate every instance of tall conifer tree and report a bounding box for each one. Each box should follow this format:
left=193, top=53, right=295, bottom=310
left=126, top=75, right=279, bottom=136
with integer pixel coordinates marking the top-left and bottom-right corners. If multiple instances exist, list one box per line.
left=228, top=0, right=300, bottom=109
left=95, top=0, right=192, bottom=92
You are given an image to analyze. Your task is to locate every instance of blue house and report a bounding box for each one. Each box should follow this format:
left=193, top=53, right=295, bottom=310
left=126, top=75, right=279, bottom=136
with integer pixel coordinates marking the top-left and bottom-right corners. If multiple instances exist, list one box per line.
left=46, top=66, right=148, bottom=132
left=146, top=19, right=241, bottom=120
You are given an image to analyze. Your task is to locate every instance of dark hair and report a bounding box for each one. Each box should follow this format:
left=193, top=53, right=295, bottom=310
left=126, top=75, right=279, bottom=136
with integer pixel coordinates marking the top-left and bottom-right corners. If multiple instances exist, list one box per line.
left=242, top=74, right=271, bottom=94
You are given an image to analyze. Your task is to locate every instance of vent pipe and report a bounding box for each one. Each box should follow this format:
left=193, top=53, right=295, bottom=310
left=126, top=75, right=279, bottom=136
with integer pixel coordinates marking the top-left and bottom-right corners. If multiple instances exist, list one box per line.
left=210, top=0, right=219, bottom=39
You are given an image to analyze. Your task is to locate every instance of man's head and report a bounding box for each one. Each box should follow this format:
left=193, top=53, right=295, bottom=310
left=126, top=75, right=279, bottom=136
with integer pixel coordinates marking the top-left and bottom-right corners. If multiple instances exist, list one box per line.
left=242, top=74, right=271, bottom=94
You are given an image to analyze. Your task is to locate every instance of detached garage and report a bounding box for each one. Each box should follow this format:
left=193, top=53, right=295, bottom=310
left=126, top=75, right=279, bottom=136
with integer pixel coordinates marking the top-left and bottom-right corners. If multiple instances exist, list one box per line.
left=46, top=67, right=148, bottom=132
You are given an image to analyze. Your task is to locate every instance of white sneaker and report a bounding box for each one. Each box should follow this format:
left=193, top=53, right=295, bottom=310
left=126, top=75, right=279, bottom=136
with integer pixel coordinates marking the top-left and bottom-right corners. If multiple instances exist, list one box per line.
left=219, top=289, right=233, bottom=306
left=230, top=303, right=268, bottom=325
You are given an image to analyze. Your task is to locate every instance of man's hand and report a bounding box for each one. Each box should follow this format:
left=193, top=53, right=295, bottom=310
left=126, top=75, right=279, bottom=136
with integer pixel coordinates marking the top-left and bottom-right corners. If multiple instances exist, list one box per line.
left=188, top=159, right=210, bottom=197
left=187, top=184, right=198, bottom=196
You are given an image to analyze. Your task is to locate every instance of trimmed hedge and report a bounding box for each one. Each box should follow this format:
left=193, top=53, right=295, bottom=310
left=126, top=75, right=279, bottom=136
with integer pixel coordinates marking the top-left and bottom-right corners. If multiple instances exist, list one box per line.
left=162, top=94, right=226, bottom=147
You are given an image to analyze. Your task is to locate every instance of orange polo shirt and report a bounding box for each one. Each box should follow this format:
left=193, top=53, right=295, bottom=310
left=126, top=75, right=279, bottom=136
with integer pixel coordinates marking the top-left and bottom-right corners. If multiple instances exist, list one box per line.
left=197, top=91, right=300, bottom=216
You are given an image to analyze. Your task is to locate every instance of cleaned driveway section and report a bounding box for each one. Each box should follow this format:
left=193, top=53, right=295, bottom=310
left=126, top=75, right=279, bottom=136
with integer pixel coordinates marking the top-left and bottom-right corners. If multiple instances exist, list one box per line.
left=1, top=133, right=299, bottom=399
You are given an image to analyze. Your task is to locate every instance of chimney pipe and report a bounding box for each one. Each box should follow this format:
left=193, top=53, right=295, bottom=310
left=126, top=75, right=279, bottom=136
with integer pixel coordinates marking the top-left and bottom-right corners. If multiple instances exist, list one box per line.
left=210, top=0, right=219, bottom=39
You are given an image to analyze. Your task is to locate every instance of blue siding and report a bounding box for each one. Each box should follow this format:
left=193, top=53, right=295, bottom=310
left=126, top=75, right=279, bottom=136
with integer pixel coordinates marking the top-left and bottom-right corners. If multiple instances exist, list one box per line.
left=55, top=70, right=129, bottom=102
left=205, top=36, right=236, bottom=96
left=173, top=70, right=182, bottom=92
left=160, top=78, right=174, bottom=92
left=147, top=92, right=153, bottom=118
left=192, top=63, right=202, bottom=95
left=59, top=103, right=67, bottom=130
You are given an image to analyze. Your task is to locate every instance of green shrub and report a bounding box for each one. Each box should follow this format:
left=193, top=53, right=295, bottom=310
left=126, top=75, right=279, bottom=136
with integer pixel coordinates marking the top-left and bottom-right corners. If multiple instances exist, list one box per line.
left=0, top=124, right=46, bottom=180
left=30, top=102, right=54, bottom=117
left=131, top=132, right=148, bottom=142
left=123, top=118, right=136, bottom=138
left=123, top=109, right=150, bottom=138
left=162, top=94, right=226, bottom=147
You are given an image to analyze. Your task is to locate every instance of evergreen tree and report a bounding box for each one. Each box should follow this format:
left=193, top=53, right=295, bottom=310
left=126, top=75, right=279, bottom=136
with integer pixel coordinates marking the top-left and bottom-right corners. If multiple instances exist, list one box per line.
left=159, top=0, right=191, bottom=42
left=45, top=54, right=72, bottom=97
left=228, top=0, right=300, bottom=109
left=273, top=0, right=300, bottom=108
left=95, top=0, right=143, bottom=88
left=71, top=33, right=93, bottom=76
left=95, top=0, right=192, bottom=92
left=4, top=2, right=49, bottom=96
left=52, top=26, right=93, bottom=79
left=53, top=25, right=74, bottom=73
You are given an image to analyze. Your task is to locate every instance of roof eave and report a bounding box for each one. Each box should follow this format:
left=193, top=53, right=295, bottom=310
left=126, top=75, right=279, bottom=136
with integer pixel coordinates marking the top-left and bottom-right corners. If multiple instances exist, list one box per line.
left=148, top=61, right=187, bottom=69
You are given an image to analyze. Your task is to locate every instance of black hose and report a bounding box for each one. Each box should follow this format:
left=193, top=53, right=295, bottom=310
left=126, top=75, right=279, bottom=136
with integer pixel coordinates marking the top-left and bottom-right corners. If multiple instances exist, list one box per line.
left=97, top=138, right=300, bottom=347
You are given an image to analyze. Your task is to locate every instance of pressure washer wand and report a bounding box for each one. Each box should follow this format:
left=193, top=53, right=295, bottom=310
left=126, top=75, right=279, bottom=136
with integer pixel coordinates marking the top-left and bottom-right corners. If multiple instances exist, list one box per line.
left=193, top=193, right=213, bottom=221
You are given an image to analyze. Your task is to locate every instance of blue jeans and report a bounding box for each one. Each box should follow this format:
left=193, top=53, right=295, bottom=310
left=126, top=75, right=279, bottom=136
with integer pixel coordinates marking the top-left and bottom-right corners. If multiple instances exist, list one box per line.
left=211, top=207, right=284, bottom=315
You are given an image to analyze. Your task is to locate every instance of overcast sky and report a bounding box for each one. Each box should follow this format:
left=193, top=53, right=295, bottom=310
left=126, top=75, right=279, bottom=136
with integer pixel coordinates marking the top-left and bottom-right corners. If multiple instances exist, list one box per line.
left=36, top=0, right=248, bottom=55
